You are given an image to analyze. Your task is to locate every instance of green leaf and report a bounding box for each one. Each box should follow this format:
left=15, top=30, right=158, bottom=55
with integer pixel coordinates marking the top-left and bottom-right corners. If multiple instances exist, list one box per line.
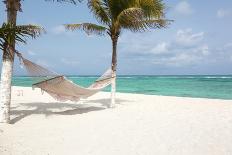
left=46, top=0, right=82, bottom=5
left=65, top=23, right=107, bottom=35
left=88, top=0, right=111, bottom=25
left=0, top=23, right=45, bottom=49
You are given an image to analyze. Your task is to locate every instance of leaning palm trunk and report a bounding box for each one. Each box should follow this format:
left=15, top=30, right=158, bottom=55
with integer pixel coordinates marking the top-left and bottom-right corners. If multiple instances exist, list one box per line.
left=110, top=36, right=118, bottom=107
left=0, top=0, right=18, bottom=123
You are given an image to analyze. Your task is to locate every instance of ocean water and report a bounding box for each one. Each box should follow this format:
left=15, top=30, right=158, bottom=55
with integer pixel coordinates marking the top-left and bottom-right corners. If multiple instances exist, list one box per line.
left=12, top=75, right=232, bottom=100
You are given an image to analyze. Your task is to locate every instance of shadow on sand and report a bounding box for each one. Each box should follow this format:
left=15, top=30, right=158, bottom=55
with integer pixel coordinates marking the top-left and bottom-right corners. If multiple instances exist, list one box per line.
left=10, top=98, right=130, bottom=124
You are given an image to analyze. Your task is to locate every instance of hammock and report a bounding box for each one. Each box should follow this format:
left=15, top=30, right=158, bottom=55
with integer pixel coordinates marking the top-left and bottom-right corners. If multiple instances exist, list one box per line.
left=16, top=52, right=113, bottom=102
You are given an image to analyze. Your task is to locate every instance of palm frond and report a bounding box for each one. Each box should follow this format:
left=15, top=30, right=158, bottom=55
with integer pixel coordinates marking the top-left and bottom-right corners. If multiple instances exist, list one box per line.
left=121, top=18, right=172, bottom=32
left=116, top=7, right=148, bottom=32
left=0, top=39, right=4, bottom=50
left=117, top=7, right=144, bottom=27
left=108, top=0, right=134, bottom=21
left=17, top=25, right=45, bottom=38
left=115, top=0, right=172, bottom=33
left=0, top=23, right=45, bottom=49
left=144, top=19, right=172, bottom=29
left=65, top=23, right=107, bottom=35
left=88, top=0, right=111, bottom=25
left=46, top=0, right=82, bottom=5
left=134, top=0, right=165, bottom=18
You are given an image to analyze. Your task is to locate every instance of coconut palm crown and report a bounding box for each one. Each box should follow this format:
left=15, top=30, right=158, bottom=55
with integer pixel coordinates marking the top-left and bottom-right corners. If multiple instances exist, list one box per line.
left=65, top=0, right=172, bottom=107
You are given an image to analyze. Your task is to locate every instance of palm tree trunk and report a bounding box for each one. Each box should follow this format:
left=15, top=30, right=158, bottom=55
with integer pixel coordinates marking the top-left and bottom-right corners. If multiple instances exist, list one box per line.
left=110, top=36, right=118, bottom=108
left=0, top=0, right=18, bottom=123
left=0, top=48, right=15, bottom=123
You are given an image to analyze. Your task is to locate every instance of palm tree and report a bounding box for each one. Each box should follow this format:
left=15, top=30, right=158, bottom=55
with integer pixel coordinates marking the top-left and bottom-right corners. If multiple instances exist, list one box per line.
left=0, top=0, right=80, bottom=123
left=65, top=0, right=171, bottom=107
left=0, top=23, right=44, bottom=123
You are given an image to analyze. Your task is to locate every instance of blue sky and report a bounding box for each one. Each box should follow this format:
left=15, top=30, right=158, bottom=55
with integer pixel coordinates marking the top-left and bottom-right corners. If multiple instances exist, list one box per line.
left=0, top=0, right=232, bottom=75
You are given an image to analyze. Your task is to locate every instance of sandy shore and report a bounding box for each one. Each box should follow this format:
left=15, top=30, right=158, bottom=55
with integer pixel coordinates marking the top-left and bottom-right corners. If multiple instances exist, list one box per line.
left=0, top=86, right=232, bottom=155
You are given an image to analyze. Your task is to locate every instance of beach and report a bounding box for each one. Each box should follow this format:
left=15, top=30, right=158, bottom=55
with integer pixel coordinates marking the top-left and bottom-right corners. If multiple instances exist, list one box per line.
left=1, top=0, right=232, bottom=154
left=0, top=86, right=232, bottom=155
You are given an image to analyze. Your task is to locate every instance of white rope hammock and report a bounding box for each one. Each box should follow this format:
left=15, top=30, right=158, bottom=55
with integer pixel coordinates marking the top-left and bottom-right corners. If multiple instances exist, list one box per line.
left=16, top=52, right=113, bottom=102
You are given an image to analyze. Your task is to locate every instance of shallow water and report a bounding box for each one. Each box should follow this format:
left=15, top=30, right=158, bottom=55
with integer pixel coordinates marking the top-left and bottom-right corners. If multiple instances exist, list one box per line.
left=12, top=75, right=232, bottom=100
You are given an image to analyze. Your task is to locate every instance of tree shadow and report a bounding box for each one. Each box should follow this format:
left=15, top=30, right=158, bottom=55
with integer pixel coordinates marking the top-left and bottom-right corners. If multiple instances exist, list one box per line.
left=10, top=102, right=105, bottom=124
left=10, top=98, right=131, bottom=124
left=83, top=98, right=130, bottom=107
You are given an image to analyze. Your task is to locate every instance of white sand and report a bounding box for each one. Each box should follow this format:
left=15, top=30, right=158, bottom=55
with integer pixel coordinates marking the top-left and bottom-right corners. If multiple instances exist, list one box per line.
left=0, top=86, right=232, bottom=155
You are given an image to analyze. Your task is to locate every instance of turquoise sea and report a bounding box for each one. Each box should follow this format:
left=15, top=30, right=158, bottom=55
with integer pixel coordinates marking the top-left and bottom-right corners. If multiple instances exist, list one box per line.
left=12, top=75, right=232, bottom=100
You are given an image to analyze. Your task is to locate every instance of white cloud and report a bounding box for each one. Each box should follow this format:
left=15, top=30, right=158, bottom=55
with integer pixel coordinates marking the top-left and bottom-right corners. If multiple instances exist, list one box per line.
left=51, top=25, right=66, bottom=35
left=51, top=25, right=81, bottom=37
left=207, top=43, right=232, bottom=63
left=176, top=29, right=204, bottom=47
left=151, top=42, right=170, bottom=54
left=27, top=50, right=36, bottom=56
left=217, top=9, right=230, bottom=18
left=61, top=58, right=79, bottom=66
left=121, top=41, right=170, bottom=56
left=224, top=42, right=232, bottom=48
left=223, top=43, right=232, bottom=61
left=175, top=1, right=193, bottom=15
left=151, top=44, right=210, bottom=67
left=121, top=28, right=211, bottom=67
left=199, top=45, right=210, bottom=56
left=153, top=53, right=202, bottom=67
left=51, top=25, right=85, bottom=36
